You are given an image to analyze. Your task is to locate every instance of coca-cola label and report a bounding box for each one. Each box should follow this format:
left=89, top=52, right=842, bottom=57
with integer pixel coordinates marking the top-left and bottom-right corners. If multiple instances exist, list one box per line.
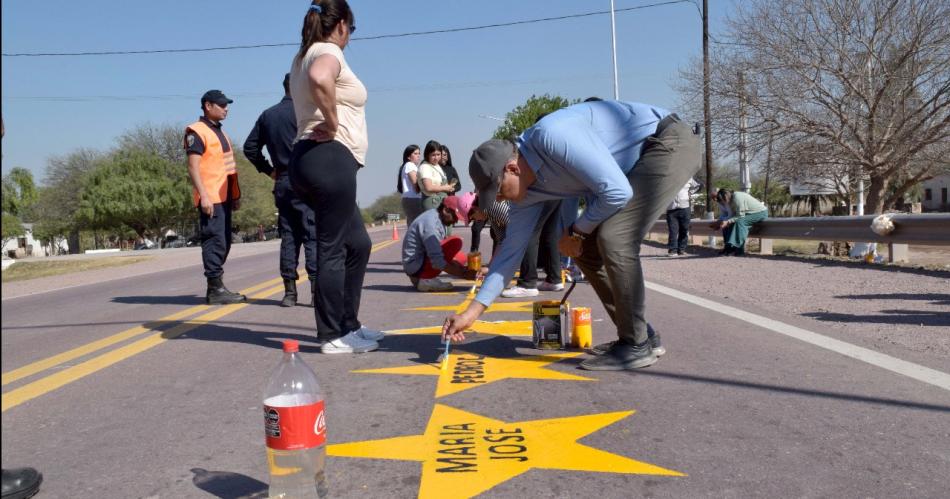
left=264, top=401, right=326, bottom=450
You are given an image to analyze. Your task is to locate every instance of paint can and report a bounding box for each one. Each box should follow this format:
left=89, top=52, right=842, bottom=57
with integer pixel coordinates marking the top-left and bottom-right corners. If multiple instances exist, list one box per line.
left=571, top=307, right=592, bottom=348
left=467, top=251, right=481, bottom=271
left=532, top=300, right=571, bottom=349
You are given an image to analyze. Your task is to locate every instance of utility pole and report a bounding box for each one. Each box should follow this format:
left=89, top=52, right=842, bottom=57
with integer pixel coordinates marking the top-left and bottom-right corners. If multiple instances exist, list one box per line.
left=738, top=71, right=751, bottom=192
left=610, top=0, right=620, bottom=100
left=702, top=0, right=713, bottom=215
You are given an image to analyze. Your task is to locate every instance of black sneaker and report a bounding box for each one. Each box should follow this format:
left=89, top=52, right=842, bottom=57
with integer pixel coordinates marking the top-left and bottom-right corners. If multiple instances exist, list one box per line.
left=580, top=340, right=657, bottom=370
left=589, top=324, right=665, bottom=357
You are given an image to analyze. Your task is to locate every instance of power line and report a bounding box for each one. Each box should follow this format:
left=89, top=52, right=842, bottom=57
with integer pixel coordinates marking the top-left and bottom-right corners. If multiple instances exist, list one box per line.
left=2, top=1, right=690, bottom=57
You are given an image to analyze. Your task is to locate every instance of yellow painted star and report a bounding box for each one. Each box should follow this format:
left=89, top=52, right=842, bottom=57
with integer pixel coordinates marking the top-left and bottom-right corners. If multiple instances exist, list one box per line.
left=354, top=352, right=594, bottom=397
left=329, top=404, right=685, bottom=498
left=385, top=320, right=532, bottom=338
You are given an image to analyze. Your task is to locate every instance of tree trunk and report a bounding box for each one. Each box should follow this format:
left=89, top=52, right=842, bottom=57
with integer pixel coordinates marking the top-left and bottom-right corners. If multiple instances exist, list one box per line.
left=864, top=175, right=888, bottom=214
left=68, top=230, right=81, bottom=254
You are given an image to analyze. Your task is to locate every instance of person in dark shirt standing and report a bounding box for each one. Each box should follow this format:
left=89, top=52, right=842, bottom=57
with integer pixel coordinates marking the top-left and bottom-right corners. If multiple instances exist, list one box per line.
left=184, top=90, right=246, bottom=305
left=244, top=74, right=317, bottom=307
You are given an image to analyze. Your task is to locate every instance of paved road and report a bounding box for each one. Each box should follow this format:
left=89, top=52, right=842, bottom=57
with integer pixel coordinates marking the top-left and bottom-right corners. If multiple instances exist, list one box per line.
left=2, top=231, right=949, bottom=498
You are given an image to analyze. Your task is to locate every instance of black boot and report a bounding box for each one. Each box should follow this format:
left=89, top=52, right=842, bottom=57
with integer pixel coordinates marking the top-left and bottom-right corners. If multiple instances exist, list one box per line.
left=1, top=467, right=43, bottom=499
left=206, top=277, right=246, bottom=305
left=280, top=278, right=297, bottom=307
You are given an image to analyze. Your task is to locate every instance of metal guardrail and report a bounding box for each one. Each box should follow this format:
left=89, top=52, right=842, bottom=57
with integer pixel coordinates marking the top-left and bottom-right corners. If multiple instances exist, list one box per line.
left=649, top=213, right=950, bottom=262
left=651, top=214, right=950, bottom=246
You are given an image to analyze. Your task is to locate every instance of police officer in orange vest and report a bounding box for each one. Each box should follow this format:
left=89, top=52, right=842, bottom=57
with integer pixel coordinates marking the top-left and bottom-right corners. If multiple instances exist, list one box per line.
left=185, top=90, right=246, bottom=305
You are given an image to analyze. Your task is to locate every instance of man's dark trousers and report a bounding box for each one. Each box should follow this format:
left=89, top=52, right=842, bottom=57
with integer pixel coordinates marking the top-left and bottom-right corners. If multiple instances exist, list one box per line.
left=199, top=202, right=233, bottom=278
left=666, top=207, right=691, bottom=252
left=517, top=200, right=561, bottom=288
left=275, top=173, right=316, bottom=281
left=574, top=115, right=701, bottom=347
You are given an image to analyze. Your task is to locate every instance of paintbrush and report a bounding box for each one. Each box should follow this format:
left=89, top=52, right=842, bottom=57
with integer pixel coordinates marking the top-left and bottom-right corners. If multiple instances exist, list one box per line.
left=439, top=338, right=451, bottom=370
left=468, top=271, right=482, bottom=295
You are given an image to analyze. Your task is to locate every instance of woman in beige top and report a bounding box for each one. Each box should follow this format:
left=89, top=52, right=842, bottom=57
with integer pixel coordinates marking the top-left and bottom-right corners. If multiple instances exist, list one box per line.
left=288, top=0, right=382, bottom=354
left=418, top=139, right=456, bottom=211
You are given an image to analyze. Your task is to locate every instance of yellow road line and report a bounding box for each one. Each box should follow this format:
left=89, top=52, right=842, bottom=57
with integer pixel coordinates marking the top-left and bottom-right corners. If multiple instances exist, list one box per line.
left=1, top=277, right=280, bottom=386
left=2, top=238, right=399, bottom=412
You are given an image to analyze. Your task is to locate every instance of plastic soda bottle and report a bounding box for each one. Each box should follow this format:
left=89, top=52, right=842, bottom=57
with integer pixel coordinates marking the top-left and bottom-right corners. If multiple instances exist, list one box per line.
left=263, top=340, right=328, bottom=498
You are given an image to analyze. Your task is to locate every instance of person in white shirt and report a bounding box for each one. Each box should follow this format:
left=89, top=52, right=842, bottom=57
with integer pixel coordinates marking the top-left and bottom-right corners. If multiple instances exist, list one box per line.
left=397, top=144, right=423, bottom=225
left=665, top=178, right=702, bottom=256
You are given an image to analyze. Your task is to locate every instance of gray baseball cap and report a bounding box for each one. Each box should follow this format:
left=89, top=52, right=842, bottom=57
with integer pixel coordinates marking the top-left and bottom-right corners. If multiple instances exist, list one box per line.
left=468, top=139, right=516, bottom=210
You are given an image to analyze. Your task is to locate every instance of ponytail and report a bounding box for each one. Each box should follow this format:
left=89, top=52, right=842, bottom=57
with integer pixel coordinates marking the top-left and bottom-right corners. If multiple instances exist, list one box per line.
left=295, top=0, right=355, bottom=63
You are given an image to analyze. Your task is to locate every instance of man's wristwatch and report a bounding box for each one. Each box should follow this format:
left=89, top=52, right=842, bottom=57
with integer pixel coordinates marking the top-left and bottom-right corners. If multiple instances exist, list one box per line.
left=569, top=224, right=588, bottom=242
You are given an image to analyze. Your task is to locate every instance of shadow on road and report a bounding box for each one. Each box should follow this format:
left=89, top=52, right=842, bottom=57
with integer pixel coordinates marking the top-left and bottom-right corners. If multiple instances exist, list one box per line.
left=802, top=309, right=950, bottom=327
left=363, top=283, right=421, bottom=293
left=112, top=295, right=205, bottom=306
left=614, top=368, right=950, bottom=414
left=835, top=293, right=950, bottom=306
left=191, top=468, right=267, bottom=499
left=168, top=324, right=324, bottom=353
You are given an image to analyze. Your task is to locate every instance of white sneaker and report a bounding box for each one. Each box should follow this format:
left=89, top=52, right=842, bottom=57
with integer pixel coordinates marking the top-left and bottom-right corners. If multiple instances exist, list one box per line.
left=351, top=326, right=385, bottom=341
left=537, top=281, right=565, bottom=292
left=501, top=286, right=540, bottom=298
left=321, top=331, right=379, bottom=354
left=417, top=278, right=454, bottom=292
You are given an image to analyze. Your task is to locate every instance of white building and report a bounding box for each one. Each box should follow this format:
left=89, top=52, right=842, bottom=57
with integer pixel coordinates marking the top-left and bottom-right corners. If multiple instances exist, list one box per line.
left=1, top=223, right=69, bottom=258
left=921, top=174, right=949, bottom=212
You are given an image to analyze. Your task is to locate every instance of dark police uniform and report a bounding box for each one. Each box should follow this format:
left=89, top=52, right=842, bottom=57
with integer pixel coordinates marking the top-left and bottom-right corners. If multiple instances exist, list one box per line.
left=185, top=116, right=239, bottom=281
left=244, top=95, right=317, bottom=285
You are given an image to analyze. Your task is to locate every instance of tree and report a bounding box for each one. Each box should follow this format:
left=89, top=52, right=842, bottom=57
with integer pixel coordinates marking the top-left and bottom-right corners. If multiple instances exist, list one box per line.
left=365, top=193, right=404, bottom=222
left=2, top=167, right=38, bottom=218
left=492, top=94, right=577, bottom=139
left=231, top=153, right=277, bottom=234
left=1, top=212, right=25, bottom=247
left=116, top=122, right=186, bottom=165
left=679, top=0, right=950, bottom=214
left=40, top=148, right=105, bottom=252
left=2, top=167, right=38, bottom=248
left=76, top=150, right=191, bottom=239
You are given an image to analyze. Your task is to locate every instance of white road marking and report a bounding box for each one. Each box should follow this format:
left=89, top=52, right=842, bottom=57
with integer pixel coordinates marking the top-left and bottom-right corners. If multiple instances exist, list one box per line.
left=646, top=281, right=950, bottom=392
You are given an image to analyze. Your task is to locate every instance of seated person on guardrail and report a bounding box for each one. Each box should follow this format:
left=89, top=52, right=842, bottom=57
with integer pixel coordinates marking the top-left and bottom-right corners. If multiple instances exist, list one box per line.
left=402, top=193, right=478, bottom=292
left=442, top=100, right=701, bottom=371
left=709, top=189, right=768, bottom=256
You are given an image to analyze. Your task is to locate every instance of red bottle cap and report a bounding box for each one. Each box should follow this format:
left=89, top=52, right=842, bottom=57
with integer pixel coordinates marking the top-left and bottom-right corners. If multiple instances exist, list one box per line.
left=282, top=340, right=299, bottom=353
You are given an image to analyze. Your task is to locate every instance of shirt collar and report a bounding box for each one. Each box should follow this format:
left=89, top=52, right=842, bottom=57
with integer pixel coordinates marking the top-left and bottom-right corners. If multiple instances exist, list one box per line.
left=199, top=116, right=222, bottom=129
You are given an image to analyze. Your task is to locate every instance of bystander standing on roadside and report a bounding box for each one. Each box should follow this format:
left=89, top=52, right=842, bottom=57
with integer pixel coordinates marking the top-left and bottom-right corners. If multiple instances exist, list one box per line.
left=666, top=178, right=702, bottom=256
left=397, top=144, right=423, bottom=225
left=439, top=144, right=462, bottom=195
left=244, top=73, right=317, bottom=307
left=418, top=140, right=456, bottom=211
left=288, top=0, right=383, bottom=353
left=184, top=90, right=246, bottom=305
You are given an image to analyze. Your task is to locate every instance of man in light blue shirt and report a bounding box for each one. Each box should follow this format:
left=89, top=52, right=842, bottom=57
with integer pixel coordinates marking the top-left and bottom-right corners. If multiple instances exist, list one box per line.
left=442, top=100, right=701, bottom=370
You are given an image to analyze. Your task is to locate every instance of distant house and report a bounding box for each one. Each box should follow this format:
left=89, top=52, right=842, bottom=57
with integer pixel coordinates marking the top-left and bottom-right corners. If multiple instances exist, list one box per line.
left=921, top=175, right=949, bottom=212
left=1, top=223, right=69, bottom=258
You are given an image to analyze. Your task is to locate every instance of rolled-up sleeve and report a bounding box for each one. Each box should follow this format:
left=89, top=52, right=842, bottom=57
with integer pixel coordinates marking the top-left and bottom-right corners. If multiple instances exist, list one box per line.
left=531, top=123, right=631, bottom=234
left=475, top=202, right=544, bottom=307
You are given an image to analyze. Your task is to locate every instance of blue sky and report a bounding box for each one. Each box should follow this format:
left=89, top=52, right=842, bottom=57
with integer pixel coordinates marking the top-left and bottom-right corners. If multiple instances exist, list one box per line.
left=1, top=1, right=735, bottom=206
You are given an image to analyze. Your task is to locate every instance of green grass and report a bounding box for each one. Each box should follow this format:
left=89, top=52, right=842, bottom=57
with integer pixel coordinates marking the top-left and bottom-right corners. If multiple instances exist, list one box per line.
left=2, top=256, right=154, bottom=283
